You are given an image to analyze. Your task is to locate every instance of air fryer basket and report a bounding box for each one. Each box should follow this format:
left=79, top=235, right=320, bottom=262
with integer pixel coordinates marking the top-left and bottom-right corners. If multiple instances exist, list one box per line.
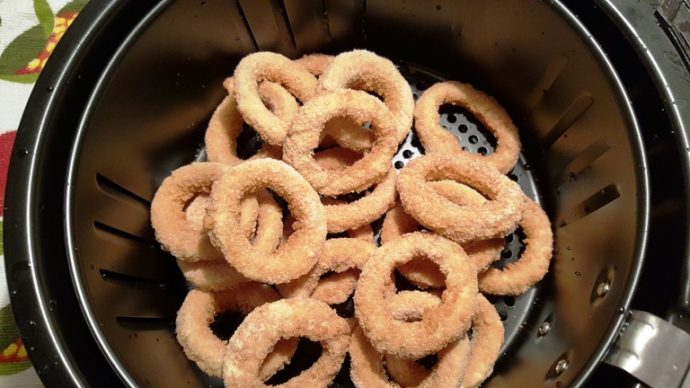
left=7, top=0, right=654, bottom=386
left=56, top=0, right=648, bottom=386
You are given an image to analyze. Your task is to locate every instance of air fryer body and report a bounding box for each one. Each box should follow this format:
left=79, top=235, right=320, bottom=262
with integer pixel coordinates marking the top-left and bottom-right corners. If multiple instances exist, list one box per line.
left=5, top=0, right=690, bottom=387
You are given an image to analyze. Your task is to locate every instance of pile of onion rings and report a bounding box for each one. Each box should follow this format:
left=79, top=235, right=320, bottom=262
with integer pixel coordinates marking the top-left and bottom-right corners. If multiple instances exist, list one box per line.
left=149, top=49, right=553, bottom=387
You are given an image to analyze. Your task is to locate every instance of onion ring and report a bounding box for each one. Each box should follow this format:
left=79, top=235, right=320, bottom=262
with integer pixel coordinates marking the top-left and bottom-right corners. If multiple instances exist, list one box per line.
left=387, top=290, right=442, bottom=322
left=397, top=154, right=524, bottom=244
left=278, top=238, right=376, bottom=304
left=152, top=162, right=231, bottom=262
left=233, top=52, right=318, bottom=146
left=414, top=81, right=521, bottom=174
left=295, top=53, right=376, bottom=152
left=208, top=159, right=326, bottom=284
left=205, top=78, right=299, bottom=165
left=385, top=295, right=504, bottom=388
left=177, top=260, right=250, bottom=292
left=354, top=232, right=478, bottom=357
left=223, top=298, right=351, bottom=387
left=319, top=50, right=414, bottom=146
left=283, top=89, right=398, bottom=196
left=294, top=53, right=333, bottom=77
left=175, top=285, right=297, bottom=379
left=390, top=180, right=504, bottom=288
left=323, top=169, right=397, bottom=233
left=381, top=181, right=504, bottom=289
left=350, top=326, right=471, bottom=388
left=479, top=196, right=553, bottom=295
left=181, top=190, right=284, bottom=291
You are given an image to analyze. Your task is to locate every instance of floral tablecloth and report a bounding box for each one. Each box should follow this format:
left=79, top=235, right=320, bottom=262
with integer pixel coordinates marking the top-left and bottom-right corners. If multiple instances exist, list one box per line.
left=0, top=0, right=87, bottom=386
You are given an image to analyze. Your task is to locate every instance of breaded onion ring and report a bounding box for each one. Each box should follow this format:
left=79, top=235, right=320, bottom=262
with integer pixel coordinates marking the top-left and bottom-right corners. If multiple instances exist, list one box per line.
left=320, top=50, right=414, bottom=146
left=177, top=260, right=249, bottom=292
left=349, top=326, right=471, bottom=388
left=278, top=238, right=376, bottom=304
left=175, top=285, right=296, bottom=379
left=479, top=197, right=553, bottom=295
left=414, top=81, right=521, bottom=173
left=382, top=183, right=504, bottom=289
left=385, top=295, right=504, bottom=388
left=389, top=180, right=504, bottom=288
left=387, top=290, right=441, bottom=322
left=314, top=146, right=360, bottom=169
left=223, top=298, right=351, bottom=387
left=294, top=53, right=333, bottom=77
left=296, top=53, right=375, bottom=152
left=397, top=154, right=524, bottom=244
left=151, top=162, right=230, bottom=262
left=181, top=191, right=284, bottom=291
left=323, top=169, right=397, bottom=233
left=283, top=89, right=398, bottom=196
left=233, top=52, right=318, bottom=146
left=354, top=232, right=478, bottom=357
left=205, top=78, right=299, bottom=165
left=208, top=159, right=326, bottom=284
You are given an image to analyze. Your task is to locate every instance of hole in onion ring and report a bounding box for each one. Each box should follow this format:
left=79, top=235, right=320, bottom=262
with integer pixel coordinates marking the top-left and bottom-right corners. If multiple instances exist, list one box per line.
left=393, top=258, right=446, bottom=292
left=410, top=129, right=426, bottom=154
left=439, top=104, right=498, bottom=150
left=505, top=296, right=516, bottom=307
left=235, top=123, right=265, bottom=159
left=331, top=295, right=355, bottom=318
left=209, top=310, right=245, bottom=341
left=492, top=227, right=527, bottom=269
left=264, top=338, right=323, bottom=385
left=416, top=354, right=440, bottom=371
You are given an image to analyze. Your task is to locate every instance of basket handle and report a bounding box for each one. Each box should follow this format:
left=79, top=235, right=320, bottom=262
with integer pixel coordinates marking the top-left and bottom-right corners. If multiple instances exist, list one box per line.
left=603, top=310, right=690, bottom=387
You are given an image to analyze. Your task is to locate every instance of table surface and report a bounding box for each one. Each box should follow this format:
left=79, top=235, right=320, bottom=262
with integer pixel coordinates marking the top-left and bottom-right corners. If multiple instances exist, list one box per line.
left=0, top=0, right=88, bottom=386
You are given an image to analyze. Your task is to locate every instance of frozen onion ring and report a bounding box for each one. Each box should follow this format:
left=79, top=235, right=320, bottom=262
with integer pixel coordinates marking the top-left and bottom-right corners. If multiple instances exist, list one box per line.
left=354, top=232, right=478, bottom=357
left=387, top=290, right=441, bottom=322
left=386, top=180, right=504, bottom=288
left=205, top=78, right=299, bottom=165
left=278, top=238, right=376, bottom=304
left=323, top=169, right=397, bottom=233
left=349, top=326, right=471, bottom=388
left=223, top=298, right=351, bottom=387
left=385, top=295, right=504, bottom=388
left=414, top=81, right=521, bottom=173
left=177, top=260, right=250, bottom=292
left=175, top=285, right=297, bottom=379
left=397, top=154, right=524, bottom=244
left=233, top=52, right=318, bottom=146
left=208, top=159, right=326, bottom=284
left=283, top=89, right=398, bottom=196
left=320, top=49, right=414, bottom=146
left=294, top=53, right=333, bottom=77
left=181, top=191, right=283, bottom=291
left=479, top=196, right=553, bottom=295
left=151, top=162, right=230, bottom=263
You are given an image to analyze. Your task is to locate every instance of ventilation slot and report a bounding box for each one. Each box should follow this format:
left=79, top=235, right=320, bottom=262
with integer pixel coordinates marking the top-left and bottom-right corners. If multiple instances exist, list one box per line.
left=326, top=0, right=365, bottom=47
left=283, top=0, right=330, bottom=52
left=559, top=184, right=620, bottom=227
left=238, top=0, right=296, bottom=55
left=94, top=221, right=155, bottom=246
left=100, top=269, right=166, bottom=290
left=96, top=173, right=151, bottom=208
left=556, top=140, right=610, bottom=187
left=542, top=92, right=594, bottom=148
left=525, top=56, right=568, bottom=108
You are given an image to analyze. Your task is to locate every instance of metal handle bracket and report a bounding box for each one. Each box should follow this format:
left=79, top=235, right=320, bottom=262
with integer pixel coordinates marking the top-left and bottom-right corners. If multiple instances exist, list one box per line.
left=604, top=310, right=690, bottom=388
